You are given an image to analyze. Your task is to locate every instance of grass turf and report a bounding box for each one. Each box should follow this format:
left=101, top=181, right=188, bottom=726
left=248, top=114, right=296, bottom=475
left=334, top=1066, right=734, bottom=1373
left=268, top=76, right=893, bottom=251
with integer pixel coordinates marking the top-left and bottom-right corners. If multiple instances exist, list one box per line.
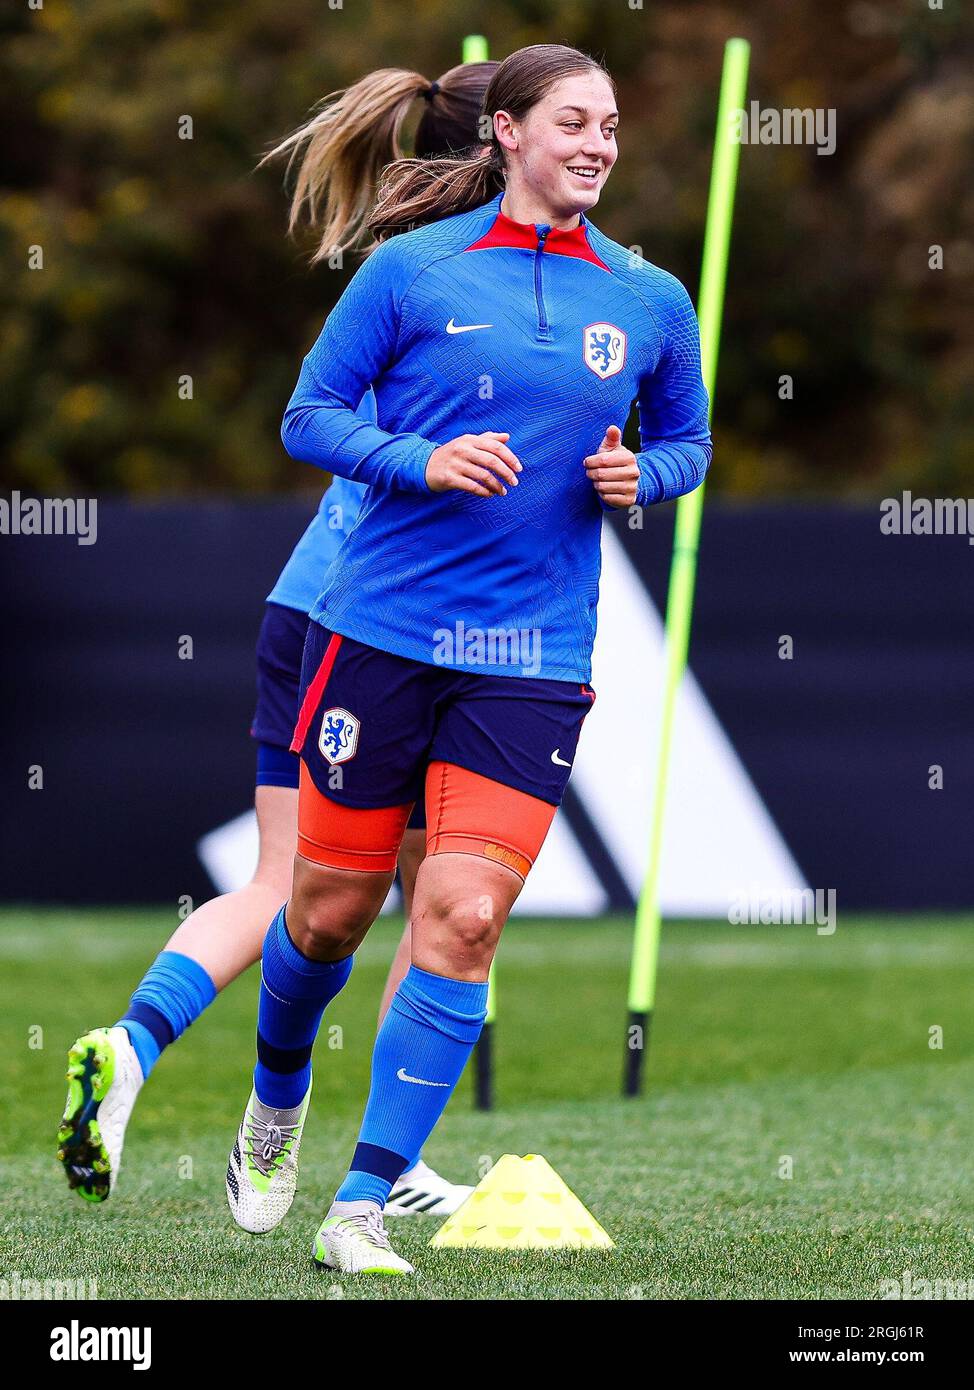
left=0, top=910, right=971, bottom=1300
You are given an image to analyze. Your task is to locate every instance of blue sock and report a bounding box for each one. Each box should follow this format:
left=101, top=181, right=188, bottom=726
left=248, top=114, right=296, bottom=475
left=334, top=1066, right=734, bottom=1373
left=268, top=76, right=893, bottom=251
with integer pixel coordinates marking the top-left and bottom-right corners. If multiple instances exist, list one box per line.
left=336, top=966, right=487, bottom=1206
left=117, top=951, right=217, bottom=1079
left=254, top=906, right=353, bottom=1110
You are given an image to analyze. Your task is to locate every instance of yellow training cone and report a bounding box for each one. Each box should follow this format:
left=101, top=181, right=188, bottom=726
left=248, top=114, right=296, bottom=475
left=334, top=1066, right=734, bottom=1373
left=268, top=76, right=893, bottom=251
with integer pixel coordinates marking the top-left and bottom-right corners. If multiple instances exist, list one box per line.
left=429, top=1154, right=614, bottom=1250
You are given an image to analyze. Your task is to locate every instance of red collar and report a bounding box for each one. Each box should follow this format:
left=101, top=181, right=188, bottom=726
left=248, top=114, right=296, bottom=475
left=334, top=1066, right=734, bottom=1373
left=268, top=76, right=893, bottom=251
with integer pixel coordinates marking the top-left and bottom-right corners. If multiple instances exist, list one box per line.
left=465, top=206, right=610, bottom=270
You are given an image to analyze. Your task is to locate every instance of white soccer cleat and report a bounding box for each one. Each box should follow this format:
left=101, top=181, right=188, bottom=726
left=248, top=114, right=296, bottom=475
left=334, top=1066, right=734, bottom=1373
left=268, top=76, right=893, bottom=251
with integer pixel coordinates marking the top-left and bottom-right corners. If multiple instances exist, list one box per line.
left=385, top=1159, right=474, bottom=1216
left=312, top=1201, right=415, bottom=1275
left=57, top=1026, right=144, bottom=1203
left=226, top=1085, right=311, bottom=1234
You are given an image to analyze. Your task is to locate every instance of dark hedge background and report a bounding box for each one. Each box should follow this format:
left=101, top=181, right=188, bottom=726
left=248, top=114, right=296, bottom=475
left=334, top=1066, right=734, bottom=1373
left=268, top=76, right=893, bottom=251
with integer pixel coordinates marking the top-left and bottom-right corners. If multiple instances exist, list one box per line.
left=1, top=0, right=971, bottom=500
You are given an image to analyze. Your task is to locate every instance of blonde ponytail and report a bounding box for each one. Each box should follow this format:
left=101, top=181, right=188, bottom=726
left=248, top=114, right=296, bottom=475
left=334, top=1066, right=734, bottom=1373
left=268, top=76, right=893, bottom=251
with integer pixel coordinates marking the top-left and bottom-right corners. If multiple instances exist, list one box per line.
left=259, top=68, right=431, bottom=262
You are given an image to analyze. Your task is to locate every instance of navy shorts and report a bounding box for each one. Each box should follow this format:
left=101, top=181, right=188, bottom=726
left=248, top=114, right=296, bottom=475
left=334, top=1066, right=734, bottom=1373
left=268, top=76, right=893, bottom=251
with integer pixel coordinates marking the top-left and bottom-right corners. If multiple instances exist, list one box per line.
left=252, top=603, right=308, bottom=765
left=252, top=604, right=427, bottom=828
left=292, top=620, right=596, bottom=809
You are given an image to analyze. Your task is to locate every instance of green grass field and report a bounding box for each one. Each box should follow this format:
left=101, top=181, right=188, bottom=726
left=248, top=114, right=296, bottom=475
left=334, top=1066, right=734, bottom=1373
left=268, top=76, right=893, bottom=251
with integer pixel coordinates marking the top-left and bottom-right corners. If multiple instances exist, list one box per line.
left=1, top=910, right=972, bottom=1300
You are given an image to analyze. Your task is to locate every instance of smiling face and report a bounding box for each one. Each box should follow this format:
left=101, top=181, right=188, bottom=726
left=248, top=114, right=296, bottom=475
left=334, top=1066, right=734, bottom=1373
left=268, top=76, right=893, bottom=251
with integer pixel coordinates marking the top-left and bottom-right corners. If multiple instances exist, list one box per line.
left=495, top=69, right=619, bottom=226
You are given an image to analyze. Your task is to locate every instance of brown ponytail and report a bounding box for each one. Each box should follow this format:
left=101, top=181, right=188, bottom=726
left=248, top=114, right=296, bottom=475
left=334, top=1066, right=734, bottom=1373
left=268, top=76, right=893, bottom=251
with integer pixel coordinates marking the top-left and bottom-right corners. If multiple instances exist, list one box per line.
left=368, top=147, right=503, bottom=242
left=260, top=61, right=499, bottom=263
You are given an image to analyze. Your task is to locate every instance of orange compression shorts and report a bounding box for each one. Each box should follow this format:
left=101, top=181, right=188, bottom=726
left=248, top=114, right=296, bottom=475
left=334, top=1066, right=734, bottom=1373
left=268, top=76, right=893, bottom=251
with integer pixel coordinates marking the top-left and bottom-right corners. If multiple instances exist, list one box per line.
left=295, top=760, right=556, bottom=881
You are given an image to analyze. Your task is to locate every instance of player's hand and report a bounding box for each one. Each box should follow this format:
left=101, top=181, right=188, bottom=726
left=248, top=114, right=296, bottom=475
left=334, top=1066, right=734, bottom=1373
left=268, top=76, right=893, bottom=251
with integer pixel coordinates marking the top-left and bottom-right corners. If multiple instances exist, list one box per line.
left=583, top=425, right=640, bottom=509
left=425, top=432, right=522, bottom=498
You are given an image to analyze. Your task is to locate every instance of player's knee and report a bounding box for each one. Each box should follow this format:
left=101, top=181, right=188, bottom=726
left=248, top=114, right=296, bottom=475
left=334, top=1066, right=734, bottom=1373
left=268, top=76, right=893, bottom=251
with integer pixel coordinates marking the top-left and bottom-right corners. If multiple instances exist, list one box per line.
left=291, top=901, right=370, bottom=960
left=422, top=892, right=502, bottom=973
left=289, top=863, right=390, bottom=960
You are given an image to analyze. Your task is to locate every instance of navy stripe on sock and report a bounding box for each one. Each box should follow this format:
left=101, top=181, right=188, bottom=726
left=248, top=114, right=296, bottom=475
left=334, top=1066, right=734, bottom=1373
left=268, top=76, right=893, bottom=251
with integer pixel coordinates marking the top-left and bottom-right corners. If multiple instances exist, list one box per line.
left=125, top=1001, right=174, bottom=1051
left=350, top=1141, right=409, bottom=1184
left=256, top=1031, right=314, bottom=1075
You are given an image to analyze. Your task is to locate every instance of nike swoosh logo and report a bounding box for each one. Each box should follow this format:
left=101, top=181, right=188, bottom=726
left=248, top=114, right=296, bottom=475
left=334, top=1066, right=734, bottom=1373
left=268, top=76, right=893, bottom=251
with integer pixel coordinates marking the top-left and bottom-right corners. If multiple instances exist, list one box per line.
left=445, top=318, right=493, bottom=334
left=397, top=1067, right=449, bottom=1087
left=551, top=749, right=572, bottom=767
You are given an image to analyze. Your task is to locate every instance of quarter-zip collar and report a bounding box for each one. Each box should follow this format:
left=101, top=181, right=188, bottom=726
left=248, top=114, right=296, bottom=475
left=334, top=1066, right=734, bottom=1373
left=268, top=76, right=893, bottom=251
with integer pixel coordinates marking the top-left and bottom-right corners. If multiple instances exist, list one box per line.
left=465, top=196, right=610, bottom=270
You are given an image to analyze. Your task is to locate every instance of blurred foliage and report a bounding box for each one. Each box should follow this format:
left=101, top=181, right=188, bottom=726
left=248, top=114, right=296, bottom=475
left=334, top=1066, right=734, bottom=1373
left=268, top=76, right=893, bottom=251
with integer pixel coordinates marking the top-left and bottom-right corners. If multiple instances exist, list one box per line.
left=1, top=0, right=972, bottom=497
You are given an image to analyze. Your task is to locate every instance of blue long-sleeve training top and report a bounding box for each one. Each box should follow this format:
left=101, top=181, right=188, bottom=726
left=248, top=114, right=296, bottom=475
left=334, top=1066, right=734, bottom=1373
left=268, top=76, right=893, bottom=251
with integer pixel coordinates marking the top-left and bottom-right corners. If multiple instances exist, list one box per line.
left=266, top=397, right=372, bottom=615
left=265, top=470, right=366, bottom=614
left=282, top=190, right=712, bottom=682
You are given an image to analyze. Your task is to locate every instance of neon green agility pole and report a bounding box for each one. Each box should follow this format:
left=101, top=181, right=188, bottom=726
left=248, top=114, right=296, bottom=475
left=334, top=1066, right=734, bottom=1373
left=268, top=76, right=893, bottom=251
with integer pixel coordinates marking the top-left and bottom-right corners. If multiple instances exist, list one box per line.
left=462, top=34, right=489, bottom=64
left=623, top=37, right=750, bottom=1097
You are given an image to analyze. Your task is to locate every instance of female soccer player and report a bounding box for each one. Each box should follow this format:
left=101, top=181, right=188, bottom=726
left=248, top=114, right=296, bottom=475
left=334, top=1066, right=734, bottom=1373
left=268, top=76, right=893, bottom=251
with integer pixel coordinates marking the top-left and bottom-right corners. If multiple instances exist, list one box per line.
left=57, top=60, right=497, bottom=1219
left=226, top=43, right=713, bottom=1274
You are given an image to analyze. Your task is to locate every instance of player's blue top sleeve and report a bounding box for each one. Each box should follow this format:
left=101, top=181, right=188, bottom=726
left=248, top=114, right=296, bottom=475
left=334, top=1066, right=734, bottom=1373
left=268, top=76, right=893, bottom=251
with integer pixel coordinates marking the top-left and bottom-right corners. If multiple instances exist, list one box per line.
left=633, top=274, right=712, bottom=507
left=265, top=392, right=373, bottom=614
left=280, top=242, right=436, bottom=494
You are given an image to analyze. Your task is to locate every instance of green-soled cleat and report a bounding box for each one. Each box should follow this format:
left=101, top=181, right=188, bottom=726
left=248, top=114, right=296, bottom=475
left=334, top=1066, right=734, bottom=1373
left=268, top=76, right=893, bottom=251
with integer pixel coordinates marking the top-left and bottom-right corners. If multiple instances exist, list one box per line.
left=57, top=1026, right=144, bottom=1202
left=312, top=1202, right=415, bottom=1275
